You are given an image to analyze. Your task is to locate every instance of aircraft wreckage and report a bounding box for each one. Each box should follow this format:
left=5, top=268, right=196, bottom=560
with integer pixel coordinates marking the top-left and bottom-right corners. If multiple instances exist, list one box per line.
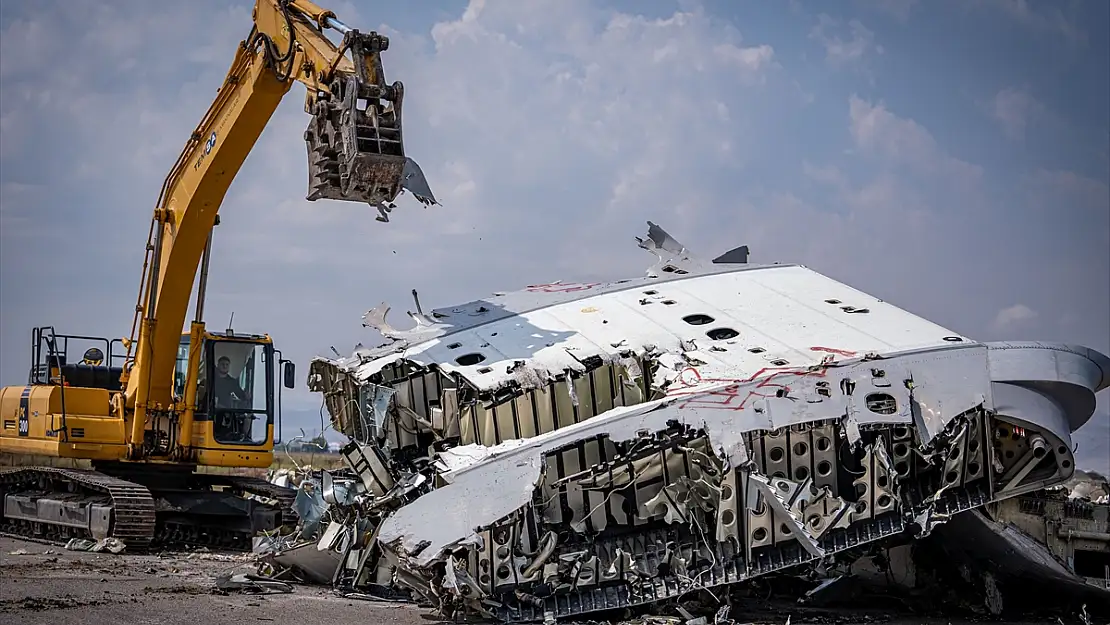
left=304, top=222, right=1110, bottom=622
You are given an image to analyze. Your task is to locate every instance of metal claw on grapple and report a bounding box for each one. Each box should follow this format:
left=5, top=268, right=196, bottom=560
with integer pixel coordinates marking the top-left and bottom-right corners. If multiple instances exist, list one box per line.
left=303, top=29, right=436, bottom=213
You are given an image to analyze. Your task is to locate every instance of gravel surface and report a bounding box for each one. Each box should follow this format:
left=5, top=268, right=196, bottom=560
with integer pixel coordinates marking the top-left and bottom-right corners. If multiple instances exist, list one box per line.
left=0, top=536, right=1090, bottom=625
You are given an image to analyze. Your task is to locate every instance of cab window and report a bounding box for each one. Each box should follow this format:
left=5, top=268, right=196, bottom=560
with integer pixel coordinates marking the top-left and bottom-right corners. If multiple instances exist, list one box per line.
left=208, top=341, right=270, bottom=445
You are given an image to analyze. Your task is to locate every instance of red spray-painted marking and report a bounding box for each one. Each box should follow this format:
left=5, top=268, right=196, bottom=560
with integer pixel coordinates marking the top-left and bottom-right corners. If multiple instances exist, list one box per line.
left=666, top=346, right=852, bottom=411
left=669, top=367, right=832, bottom=412
left=676, top=367, right=703, bottom=386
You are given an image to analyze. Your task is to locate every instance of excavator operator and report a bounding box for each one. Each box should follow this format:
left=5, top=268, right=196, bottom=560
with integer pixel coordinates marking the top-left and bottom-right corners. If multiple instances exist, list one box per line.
left=213, top=356, right=249, bottom=408
left=213, top=356, right=253, bottom=442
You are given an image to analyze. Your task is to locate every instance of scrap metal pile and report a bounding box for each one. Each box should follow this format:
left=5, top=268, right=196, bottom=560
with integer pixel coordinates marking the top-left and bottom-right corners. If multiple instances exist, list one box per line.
left=260, top=223, right=1110, bottom=622
left=252, top=456, right=427, bottom=597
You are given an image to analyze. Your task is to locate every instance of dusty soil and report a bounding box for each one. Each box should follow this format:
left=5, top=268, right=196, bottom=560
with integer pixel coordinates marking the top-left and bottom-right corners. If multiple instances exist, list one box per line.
left=0, top=536, right=1093, bottom=625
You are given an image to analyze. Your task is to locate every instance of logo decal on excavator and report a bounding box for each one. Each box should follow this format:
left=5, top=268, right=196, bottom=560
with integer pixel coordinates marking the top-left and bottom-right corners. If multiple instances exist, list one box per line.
left=17, top=386, right=30, bottom=437
left=194, top=131, right=218, bottom=170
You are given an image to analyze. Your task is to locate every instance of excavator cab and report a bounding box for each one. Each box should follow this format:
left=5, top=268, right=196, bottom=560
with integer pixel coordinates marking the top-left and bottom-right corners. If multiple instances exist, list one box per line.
left=176, top=331, right=294, bottom=449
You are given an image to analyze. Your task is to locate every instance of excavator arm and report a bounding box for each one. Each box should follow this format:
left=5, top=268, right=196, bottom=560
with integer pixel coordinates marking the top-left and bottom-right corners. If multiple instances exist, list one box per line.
left=118, top=0, right=435, bottom=457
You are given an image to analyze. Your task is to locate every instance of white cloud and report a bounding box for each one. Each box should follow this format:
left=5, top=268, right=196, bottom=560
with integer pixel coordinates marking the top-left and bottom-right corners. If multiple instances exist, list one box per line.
left=989, top=86, right=1044, bottom=140
left=848, top=95, right=983, bottom=184
left=714, top=43, right=776, bottom=73
left=990, top=303, right=1039, bottom=332
left=809, top=14, right=882, bottom=65
left=385, top=1, right=782, bottom=233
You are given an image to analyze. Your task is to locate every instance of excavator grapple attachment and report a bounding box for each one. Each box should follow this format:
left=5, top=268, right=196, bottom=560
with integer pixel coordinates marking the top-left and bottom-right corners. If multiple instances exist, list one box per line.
left=304, top=30, right=436, bottom=220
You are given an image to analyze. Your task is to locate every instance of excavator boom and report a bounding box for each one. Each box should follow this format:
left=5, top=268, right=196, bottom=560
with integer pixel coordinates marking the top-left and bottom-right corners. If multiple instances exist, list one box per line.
left=121, top=0, right=436, bottom=457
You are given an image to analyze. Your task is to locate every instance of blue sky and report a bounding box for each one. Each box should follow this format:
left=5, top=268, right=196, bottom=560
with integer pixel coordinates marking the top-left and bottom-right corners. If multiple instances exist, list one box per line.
left=1, top=0, right=1107, bottom=470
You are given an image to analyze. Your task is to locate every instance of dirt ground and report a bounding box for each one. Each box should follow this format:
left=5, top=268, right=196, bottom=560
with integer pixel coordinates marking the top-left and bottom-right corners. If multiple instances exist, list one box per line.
left=0, top=536, right=1093, bottom=625
left=0, top=536, right=435, bottom=625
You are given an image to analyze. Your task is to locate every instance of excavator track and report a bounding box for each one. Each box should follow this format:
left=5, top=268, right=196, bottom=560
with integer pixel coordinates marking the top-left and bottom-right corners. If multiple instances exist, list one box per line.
left=0, top=467, right=297, bottom=552
left=0, top=466, right=156, bottom=550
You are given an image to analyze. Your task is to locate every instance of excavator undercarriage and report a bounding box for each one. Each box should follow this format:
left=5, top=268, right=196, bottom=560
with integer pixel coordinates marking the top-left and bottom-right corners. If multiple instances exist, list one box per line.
left=0, top=464, right=296, bottom=552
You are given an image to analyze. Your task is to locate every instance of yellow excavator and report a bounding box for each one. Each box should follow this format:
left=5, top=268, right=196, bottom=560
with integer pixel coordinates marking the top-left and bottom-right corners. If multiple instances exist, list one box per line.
left=0, top=0, right=435, bottom=551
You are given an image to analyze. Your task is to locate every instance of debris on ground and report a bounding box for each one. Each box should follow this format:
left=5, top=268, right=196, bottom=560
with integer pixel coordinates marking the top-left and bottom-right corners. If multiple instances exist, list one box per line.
left=65, top=538, right=126, bottom=554
left=213, top=573, right=293, bottom=595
